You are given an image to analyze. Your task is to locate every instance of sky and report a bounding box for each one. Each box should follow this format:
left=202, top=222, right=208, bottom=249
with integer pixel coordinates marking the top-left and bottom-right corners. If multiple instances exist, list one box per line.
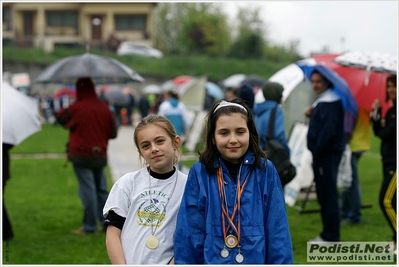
left=222, top=1, right=398, bottom=58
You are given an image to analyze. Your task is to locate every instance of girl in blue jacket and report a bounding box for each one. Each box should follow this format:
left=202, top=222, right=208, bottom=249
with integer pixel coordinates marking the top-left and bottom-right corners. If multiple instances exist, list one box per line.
left=174, top=98, right=293, bottom=264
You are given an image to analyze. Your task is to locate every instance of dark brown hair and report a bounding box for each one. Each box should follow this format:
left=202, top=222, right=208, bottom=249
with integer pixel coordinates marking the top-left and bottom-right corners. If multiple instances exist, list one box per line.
left=386, top=74, right=397, bottom=102
left=199, top=98, right=266, bottom=174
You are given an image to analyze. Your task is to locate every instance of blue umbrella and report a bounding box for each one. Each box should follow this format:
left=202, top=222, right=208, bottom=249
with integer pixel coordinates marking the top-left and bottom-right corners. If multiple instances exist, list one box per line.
left=205, top=82, right=224, bottom=99
left=296, top=62, right=358, bottom=117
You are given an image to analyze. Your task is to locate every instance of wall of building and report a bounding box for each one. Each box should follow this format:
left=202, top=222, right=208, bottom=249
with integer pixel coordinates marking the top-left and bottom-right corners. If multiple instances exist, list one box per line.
left=2, top=2, right=158, bottom=52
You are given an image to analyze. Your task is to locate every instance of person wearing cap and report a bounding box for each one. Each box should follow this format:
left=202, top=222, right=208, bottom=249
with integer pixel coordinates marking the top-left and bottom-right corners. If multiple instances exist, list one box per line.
left=253, top=81, right=290, bottom=156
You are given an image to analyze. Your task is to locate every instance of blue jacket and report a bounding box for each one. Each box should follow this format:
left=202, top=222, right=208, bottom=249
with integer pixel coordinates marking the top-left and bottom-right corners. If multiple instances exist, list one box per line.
left=307, top=90, right=345, bottom=157
left=253, top=101, right=290, bottom=156
left=174, top=151, right=293, bottom=264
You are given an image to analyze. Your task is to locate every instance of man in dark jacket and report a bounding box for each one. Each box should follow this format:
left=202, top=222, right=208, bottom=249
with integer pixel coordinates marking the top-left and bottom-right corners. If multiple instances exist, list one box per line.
left=305, top=70, right=345, bottom=243
left=56, top=77, right=117, bottom=235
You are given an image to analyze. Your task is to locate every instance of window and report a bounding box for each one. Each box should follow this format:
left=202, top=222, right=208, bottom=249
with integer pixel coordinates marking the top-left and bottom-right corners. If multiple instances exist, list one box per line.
left=46, top=11, right=78, bottom=26
left=115, top=15, right=146, bottom=30
left=3, top=6, right=11, bottom=30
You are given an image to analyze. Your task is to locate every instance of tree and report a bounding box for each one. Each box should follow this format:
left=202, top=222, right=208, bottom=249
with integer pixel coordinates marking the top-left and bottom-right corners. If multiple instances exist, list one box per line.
left=155, top=3, right=231, bottom=56
left=228, top=5, right=268, bottom=59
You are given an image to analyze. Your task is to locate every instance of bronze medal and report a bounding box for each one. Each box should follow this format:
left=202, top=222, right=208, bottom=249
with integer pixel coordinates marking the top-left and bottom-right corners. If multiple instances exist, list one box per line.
left=225, top=234, right=238, bottom=248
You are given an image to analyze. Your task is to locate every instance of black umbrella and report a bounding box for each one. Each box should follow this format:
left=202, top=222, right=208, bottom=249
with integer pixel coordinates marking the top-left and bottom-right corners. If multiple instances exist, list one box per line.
left=33, top=52, right=144, bottom=85
left=101, top=86, right=130, bottom=107
left=241, top=75, right=266, bottom=88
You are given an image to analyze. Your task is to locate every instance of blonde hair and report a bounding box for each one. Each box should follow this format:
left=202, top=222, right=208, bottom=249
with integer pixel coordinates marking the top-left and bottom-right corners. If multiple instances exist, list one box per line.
left=134, top=114, right=182, bottom=166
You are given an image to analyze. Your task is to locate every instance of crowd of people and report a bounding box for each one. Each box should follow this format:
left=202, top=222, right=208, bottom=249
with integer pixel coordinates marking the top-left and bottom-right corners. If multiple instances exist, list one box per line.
left=3, top=72, right=396, bottom=264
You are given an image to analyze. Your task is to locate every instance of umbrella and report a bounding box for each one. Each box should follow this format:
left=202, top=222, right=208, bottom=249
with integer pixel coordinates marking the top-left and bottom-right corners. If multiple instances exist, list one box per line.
left=161, top=75, right=194, bottom=93
left=205, top=82, right=224, bottom=99
left=220, top=74, right=247, bottom=88
left=33, top=52, right=145, bottom=85
left=172, top=75, right=193, bottom=86
left=334, top=51, right=397, bottom=83
left=100, top=85, right=130, bottom=107
left=54, top=87, right=76, bottom=99
left=312, top=52, right=395, bottom=114
left=241, top=75, right=266, bottom=88
left=2, top=82, right=42, bottom=145
left=296, top=62, right=358, bottom=117
left=142, top=84, right=161, bottom=94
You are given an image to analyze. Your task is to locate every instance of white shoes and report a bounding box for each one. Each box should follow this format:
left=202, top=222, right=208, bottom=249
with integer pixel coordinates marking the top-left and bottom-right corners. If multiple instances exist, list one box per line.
left=308, top=236, right=329, bottom=244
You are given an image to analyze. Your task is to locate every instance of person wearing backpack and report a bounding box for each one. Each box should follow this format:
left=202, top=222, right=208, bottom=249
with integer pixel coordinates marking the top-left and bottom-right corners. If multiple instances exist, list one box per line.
left=253, top=82, right=294, bottom=187
left=254, top=82, right=289, bottom=156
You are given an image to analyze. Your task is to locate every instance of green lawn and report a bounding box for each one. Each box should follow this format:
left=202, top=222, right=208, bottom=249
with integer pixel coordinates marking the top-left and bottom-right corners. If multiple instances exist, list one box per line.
left=2, top=123, right=396, bottom=264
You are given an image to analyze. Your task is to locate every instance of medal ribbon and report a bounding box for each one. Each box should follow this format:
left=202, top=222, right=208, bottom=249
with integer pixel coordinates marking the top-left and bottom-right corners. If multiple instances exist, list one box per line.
left=217, top=166, right=250, bottom=247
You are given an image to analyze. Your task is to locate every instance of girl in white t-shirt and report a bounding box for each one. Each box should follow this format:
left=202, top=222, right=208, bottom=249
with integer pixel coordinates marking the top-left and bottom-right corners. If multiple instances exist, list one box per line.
left=103, top=114, right=187, bottom=264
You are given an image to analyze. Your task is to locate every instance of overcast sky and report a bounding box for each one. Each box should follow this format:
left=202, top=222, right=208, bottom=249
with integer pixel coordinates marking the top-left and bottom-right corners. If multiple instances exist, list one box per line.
left=222, top=1, right=398, bottom=58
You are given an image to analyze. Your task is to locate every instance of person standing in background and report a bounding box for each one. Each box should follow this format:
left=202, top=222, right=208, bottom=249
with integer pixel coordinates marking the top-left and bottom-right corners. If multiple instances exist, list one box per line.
left=371, top=74, right=397, bottom=250
left=138, top=93, right=151, bottom=119
left=3, top=143, right=14, bottom=241
left=123, top=88, right=136, bottom=126
left=56, top=77, right=117, bottom=235
left=305, top=70, right=345, bottom=243
left=157, top=89, right=189, bottom=140
left=253, top=81, right=290, bottom=156
left=341, top=107, right=371, bottom=225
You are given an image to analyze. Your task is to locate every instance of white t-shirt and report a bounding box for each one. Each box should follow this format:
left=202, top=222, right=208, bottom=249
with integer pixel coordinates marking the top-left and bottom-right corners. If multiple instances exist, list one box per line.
left=103, top=168, right=187, bottom=265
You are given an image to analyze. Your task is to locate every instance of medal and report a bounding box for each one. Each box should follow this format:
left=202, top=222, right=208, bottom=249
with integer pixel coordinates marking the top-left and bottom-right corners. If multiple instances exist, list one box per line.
left=225, top=234, right=238, bottom=248
left=146, top=235, right=159, bottom=249
left=146, top=170, right=178, bottom=250
left=220, top=247, right=229, bottom=258
left=236, top=252, right=244, bottom=263
left=217, top=166, right=251, bottom=263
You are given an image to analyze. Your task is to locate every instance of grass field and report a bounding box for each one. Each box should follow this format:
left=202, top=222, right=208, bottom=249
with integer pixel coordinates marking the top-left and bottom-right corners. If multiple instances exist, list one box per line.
left=2, top=124, right=397, bottom=264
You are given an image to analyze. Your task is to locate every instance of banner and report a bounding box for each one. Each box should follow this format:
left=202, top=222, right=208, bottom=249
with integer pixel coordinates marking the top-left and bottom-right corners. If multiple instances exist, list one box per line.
left=284, top=122, right=314, bottom=206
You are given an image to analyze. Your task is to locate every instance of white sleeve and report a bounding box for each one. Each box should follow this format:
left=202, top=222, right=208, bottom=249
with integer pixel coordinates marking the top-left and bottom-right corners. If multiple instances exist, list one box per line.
left=103, top=179, right=130, bottom=218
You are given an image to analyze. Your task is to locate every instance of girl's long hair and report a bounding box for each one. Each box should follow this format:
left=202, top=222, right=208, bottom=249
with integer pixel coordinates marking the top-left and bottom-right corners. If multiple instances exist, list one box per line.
left=199, top=98, right=266, bottom=174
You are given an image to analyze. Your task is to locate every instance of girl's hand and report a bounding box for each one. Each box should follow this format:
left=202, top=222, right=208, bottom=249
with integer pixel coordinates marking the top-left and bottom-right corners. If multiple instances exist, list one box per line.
left=371, top=98, right=381, bottom=110
left=168, top=257, right=174, bottom=265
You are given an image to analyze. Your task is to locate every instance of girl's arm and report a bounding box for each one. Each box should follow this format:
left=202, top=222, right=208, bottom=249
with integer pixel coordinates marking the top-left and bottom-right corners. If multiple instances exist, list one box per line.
left=106, top=225, right=126, bottom=264
left=264, top=163, right=293, bottom=264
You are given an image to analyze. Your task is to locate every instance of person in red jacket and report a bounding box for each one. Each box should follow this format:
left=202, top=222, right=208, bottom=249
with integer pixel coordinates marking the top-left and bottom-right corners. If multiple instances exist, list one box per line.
left=56, top=77, right=117, bottom=235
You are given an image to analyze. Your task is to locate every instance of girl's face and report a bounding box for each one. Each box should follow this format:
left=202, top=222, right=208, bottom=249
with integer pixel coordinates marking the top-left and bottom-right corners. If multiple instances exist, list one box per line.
left=136, top=124, right=180, bottom=173
left=387, top=80, right=397, bottom=101
left=212, top=113, right=250, bottom=164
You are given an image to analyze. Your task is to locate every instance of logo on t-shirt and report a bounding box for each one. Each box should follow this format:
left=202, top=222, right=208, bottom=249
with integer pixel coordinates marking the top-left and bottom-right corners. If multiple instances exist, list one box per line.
left=137, top=190, right=170, bottom=227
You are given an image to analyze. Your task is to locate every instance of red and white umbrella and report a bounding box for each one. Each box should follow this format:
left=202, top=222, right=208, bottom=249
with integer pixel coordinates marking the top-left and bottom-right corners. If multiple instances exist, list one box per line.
left=260, top=52, right=395, bottom=115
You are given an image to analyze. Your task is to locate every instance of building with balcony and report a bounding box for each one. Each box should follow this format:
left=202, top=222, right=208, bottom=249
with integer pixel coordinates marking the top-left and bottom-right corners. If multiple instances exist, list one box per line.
left=2, top=2, right=158, bottom=52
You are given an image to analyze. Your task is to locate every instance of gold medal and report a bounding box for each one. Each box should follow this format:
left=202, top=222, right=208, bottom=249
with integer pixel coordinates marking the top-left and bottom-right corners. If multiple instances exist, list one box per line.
left=146, top=235, right=159, bottom=249
left=225, top=234, right=238, bottom=248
